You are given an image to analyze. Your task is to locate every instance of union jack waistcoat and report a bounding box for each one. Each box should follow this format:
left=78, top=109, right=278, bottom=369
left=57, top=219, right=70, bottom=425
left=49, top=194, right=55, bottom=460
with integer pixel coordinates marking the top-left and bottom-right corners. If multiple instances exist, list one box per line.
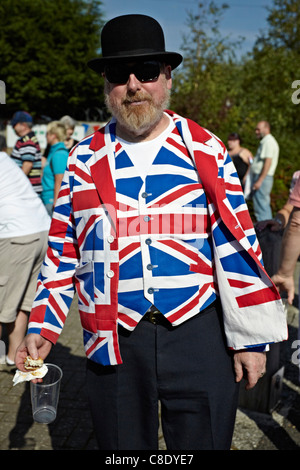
left=28, top=111, right=288, bottom=366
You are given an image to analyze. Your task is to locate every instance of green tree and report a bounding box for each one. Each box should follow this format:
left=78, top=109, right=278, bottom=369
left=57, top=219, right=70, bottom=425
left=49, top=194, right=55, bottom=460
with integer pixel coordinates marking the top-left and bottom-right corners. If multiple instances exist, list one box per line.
left=240, top=0, right=300, bottom=211
left=259, top=0, right=300, bottom=50
left=0, top=0, right=105, bottom=120
left=172, top=1, right=244, bottom=135
left=172, top=0, right=300, bottom=214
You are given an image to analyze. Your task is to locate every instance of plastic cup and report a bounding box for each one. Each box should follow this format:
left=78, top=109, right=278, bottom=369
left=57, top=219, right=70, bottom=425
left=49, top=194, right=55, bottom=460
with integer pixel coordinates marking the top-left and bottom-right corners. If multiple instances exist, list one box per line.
left=30, top=363, right=63, bottom=424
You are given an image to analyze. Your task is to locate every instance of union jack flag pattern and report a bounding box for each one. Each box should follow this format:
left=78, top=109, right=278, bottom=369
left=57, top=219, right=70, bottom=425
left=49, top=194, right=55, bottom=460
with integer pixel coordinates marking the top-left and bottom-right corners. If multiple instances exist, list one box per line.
left=28, top=111, right=287, bottom=365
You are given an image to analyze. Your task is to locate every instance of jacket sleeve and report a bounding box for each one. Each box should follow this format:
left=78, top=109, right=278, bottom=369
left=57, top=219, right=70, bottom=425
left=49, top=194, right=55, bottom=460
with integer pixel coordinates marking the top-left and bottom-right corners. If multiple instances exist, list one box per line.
left=171, top=112, right=287, bottom=349
left=213, top=144, right=287, bottom=350
left=27, top=152, right=80, bottom=344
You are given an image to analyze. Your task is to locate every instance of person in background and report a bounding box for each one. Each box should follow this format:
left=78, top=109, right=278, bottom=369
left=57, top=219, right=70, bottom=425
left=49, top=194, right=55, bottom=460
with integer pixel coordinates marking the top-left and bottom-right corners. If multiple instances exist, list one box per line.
left=10, top=111, right=42, bottom=195
left=15, top=14, right=287, bottom=451
left=59, top=115, right=79, bottom=151
left=41, top=121, right=69, bottom=215
left=256, top=170, right=300, bottom=233
left=272, top=176, right=300, bottom=382
left=271, top=175, right=300, bottom=305
left=0, top=135, right=50, bottom=365
left=271, top=189, right=300, bottom=302
left=227, top=132, right=253, bottom=190
left=250, top=121, right=279, bottom=222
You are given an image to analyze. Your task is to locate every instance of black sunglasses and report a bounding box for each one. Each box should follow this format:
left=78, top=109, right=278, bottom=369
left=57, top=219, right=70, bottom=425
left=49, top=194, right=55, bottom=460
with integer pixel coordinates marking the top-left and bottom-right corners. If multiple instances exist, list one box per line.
left=104, top=61, right=161, bottom=84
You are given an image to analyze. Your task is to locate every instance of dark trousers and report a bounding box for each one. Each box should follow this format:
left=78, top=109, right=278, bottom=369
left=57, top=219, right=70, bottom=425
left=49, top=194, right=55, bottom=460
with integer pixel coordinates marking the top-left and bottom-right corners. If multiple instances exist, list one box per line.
left=86, top=302, right=240, bottom=450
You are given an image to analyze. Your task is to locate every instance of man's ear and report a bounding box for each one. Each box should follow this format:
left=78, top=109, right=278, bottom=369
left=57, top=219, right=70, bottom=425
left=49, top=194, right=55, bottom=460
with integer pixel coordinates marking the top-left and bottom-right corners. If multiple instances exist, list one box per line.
left=164, top=65, right=172, bottom=89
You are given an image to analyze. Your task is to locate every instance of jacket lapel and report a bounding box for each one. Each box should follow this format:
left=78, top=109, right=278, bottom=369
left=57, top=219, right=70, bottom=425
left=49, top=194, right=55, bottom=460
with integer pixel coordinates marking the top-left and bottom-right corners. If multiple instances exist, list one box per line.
left=88, top=122, right=118, bottom=235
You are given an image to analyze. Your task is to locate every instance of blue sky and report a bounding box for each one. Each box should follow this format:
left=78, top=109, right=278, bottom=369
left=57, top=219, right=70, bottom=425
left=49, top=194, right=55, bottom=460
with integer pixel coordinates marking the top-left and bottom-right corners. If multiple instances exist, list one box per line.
left=101, top=0, right=275, bottom=59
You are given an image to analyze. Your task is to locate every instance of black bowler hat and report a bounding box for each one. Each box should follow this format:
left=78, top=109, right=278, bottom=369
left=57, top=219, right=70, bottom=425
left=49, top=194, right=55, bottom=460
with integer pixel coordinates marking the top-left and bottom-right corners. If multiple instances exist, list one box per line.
left=87, top=14, right=183, bottom=74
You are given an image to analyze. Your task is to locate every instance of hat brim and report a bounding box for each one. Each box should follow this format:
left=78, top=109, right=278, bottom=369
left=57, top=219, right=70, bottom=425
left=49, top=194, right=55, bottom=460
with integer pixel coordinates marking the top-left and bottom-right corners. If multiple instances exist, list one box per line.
left=87, top=51, right=183, bottom=74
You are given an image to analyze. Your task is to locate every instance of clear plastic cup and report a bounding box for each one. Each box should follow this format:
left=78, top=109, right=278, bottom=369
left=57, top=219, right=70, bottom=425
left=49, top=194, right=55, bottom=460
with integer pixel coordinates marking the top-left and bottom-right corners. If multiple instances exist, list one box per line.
left=30, top=363, right=63, bottom=424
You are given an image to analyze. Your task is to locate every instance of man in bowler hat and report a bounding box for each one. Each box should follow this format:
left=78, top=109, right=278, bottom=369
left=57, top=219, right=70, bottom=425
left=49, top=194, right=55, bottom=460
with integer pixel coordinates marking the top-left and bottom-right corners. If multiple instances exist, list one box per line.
left=15, top=15, right=287, bottom=450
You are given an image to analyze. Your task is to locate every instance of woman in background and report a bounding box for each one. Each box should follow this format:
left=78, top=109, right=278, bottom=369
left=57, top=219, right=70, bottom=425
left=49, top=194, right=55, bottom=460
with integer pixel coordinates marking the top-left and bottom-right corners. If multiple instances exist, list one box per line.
left=60, top=115, right=79, bottom=151
left=41, top=121, right=69, bottom=215
left=227, top=132, right=253, bottom=190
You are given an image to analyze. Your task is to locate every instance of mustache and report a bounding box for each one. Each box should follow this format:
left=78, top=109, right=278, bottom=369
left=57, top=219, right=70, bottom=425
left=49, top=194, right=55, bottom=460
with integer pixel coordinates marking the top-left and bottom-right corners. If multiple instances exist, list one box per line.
left=122, top=92, right=152, bottom=105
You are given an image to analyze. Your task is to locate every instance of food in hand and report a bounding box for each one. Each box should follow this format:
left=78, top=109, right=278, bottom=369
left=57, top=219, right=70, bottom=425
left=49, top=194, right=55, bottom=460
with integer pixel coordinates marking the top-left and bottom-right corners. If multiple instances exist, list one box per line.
left=24, top=355, right=44, bottom=371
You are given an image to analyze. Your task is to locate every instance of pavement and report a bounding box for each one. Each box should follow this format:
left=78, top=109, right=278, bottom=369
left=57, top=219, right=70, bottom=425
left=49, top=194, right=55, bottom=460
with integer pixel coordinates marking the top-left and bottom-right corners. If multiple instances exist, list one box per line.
left=0, top=294, right=299, bottom=452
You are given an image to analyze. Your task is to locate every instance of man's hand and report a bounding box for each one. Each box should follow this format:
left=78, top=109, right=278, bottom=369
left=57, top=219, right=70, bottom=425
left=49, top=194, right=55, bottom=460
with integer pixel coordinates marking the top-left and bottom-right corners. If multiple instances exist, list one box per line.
left=252, top=179, right=262, bottom=191
left=255, top=218, right=282, bottom=232
left=15, top=333, right=53, bottom=372
left=272, top=273, right=295, bottom=305
left=233, top=350, right=266, bottom=390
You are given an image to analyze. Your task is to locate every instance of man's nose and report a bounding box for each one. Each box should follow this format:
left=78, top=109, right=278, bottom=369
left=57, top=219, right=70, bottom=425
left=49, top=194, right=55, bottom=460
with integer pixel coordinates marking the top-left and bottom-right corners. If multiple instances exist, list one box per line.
left=127, top=73, right=142, bottom=92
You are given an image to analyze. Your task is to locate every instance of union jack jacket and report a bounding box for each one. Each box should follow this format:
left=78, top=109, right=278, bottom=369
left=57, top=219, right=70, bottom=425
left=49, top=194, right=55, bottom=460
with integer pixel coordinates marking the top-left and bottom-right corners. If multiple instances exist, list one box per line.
left=28, top=111, right=288, bottom=365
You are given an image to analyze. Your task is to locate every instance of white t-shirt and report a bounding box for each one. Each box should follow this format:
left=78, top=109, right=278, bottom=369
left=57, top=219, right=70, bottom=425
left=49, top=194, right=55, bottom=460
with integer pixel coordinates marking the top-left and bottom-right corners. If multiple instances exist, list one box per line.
left=0, top=151, right=50, bottom=238
left=251, top=133, right=279, bottom=176
left=117, top=113, right=175, bottom=179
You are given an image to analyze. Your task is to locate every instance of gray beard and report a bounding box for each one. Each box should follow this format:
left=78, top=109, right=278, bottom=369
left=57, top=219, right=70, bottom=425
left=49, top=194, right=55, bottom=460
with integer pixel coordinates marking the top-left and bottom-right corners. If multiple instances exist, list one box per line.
left=104, top=86, right=171, bottom=137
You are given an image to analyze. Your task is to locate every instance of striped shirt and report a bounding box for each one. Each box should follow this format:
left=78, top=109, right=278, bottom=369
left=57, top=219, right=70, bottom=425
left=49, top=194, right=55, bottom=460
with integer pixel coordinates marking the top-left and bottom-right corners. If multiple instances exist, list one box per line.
left=11, top=131, right=42, bottom=194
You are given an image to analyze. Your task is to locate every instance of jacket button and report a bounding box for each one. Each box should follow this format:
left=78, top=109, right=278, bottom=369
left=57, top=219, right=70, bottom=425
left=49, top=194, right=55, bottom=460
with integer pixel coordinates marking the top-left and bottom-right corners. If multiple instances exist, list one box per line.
left=107, top=235, right=114, bottom=243
left=107, top=270, right=114, bottom=278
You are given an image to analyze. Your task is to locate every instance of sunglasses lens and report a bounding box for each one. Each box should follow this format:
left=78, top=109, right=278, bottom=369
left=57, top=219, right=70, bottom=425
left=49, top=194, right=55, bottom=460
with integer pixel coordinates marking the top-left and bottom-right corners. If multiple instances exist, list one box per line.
left=135, top=62, right=161, bottom=82
left=105, top=64, right=130, bottom=84
left=105, top=61, right=161, bottom=84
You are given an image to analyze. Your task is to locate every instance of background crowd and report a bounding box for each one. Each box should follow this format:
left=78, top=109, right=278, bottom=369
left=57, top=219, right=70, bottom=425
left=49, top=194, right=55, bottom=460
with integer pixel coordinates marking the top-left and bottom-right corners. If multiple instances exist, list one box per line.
left=0, top=111, right=79, bottom=365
